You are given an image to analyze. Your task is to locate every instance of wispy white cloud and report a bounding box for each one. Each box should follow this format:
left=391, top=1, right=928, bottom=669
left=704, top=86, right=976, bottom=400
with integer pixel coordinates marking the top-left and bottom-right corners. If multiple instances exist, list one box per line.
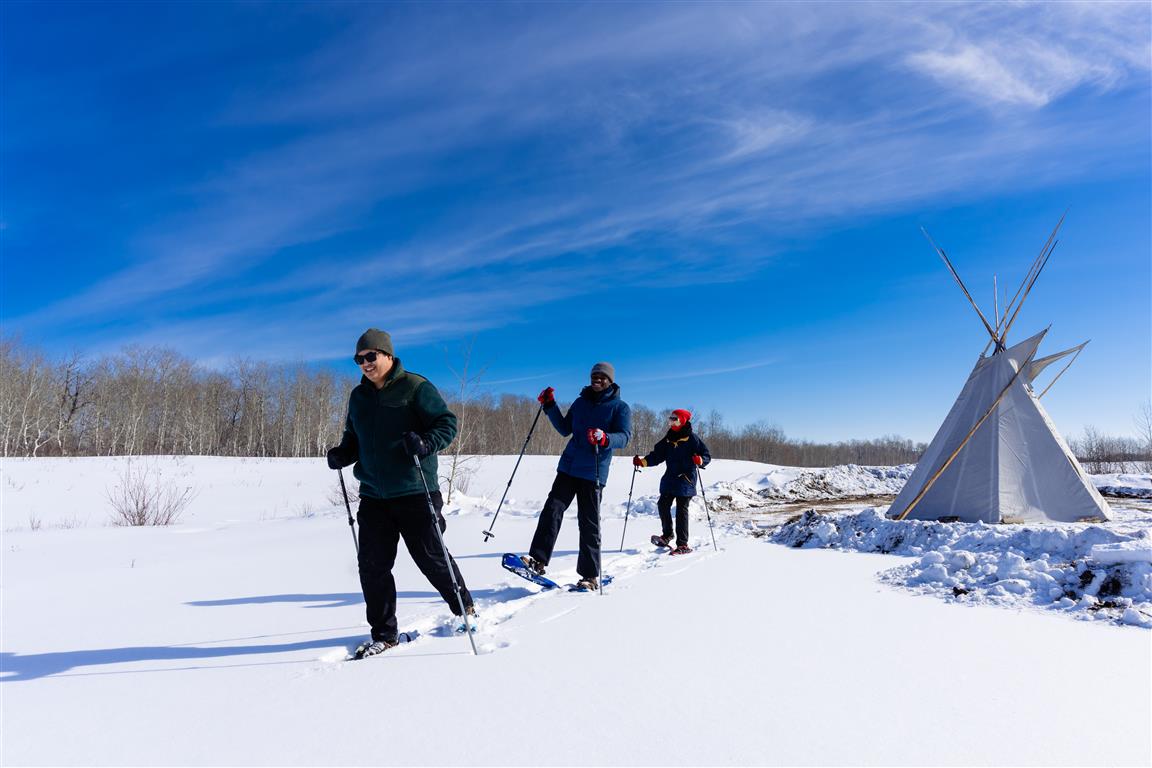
left=905, top=2, right=1149, bottom=108
left=632, top=358, right=778, bottom=384
left=909, top=45, right=1052, bottom=107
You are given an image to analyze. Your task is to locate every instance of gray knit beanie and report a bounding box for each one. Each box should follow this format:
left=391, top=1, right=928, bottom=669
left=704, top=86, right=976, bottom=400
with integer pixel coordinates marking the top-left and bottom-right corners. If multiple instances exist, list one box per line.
left=590, top=362, right=615, bottom=382
left=355, top=328, right=394, bottom=356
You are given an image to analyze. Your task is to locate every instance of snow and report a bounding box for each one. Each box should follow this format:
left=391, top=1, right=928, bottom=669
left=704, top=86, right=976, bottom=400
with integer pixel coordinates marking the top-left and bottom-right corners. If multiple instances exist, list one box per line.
left=773, top=508, right=1152, bottom=628
left=1093, top=472, right=1152, bottom=499
left=2, top=456, right=1150, bottom=766
left=1092, top=541, right=1152, bottom=565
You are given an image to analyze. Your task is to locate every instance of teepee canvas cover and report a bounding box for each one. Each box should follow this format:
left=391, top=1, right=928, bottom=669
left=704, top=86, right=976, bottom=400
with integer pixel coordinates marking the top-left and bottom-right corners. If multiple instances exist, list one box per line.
left=889, top=220, right=1111, bottom=524
left=888, top=330, right=1110, bottom=523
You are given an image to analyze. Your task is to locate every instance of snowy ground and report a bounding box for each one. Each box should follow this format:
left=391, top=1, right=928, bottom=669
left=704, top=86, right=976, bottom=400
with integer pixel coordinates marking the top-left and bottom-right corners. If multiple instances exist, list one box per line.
left=2, top=456, right=1150, bottom=766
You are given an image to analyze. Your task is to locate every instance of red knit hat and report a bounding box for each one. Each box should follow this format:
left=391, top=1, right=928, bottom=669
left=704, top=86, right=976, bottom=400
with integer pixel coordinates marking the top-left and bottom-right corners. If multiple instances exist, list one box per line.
left=670, top=409, right=692, bottom=430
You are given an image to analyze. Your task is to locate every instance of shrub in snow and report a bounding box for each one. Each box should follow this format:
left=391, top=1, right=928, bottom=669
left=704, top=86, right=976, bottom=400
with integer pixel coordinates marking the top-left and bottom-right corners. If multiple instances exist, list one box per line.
left=106, top=461, right=196, bottom=526
left=327, top=476, right=360, bottom=509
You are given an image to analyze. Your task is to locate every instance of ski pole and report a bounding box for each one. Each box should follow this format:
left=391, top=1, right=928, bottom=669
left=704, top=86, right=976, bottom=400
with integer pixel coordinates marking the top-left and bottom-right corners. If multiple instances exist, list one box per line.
left=337, top=467, right=359, bottom=557
left=413, top=454, right=478, bottom=656
left=594, top=441, right=604, bottom=596
left=482, top=405, right=544, bottom=541
left=619, top=466, right=639, bottom=552
left=696, top=467, right=719, bottom=552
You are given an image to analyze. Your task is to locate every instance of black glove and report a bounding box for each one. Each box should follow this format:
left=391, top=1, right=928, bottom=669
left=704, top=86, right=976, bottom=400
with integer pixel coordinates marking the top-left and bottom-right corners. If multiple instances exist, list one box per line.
left=326, top=446, right=350, bottom=470
left=403, top=431, right=432, bottom=459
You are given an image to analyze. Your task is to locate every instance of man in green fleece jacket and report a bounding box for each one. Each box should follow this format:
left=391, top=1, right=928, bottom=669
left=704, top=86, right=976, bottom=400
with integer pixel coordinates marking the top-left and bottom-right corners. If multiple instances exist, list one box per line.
left=327, top=328, right=474, bottom=658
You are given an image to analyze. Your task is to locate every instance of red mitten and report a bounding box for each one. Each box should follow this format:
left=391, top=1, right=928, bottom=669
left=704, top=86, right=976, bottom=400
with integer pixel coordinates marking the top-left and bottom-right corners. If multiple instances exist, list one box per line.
left=632, top=456, right=646, bottom=467
left=537, top=387, right=555, bottom=405
left=587, top=428, right=608, bottom=446
left=692, top=454, right=703, bottom=466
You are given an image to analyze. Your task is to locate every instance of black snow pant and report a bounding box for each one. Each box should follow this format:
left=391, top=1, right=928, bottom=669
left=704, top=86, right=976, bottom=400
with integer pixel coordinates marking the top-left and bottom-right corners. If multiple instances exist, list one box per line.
left=357, top=492, right=472, bottom=643
left=528, top=471, right=602, bottom=579
left=657, top=494, right=691, bottom=547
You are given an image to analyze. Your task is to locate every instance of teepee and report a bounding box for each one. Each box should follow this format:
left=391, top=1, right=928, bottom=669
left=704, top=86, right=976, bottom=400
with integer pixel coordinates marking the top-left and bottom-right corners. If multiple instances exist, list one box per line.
left=888, top=219, right=1110, bottom=524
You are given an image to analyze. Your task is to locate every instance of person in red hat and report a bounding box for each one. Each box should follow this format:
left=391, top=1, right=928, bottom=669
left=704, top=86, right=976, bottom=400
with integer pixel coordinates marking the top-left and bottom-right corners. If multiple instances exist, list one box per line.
left=633, top=409, right=711, bottom=555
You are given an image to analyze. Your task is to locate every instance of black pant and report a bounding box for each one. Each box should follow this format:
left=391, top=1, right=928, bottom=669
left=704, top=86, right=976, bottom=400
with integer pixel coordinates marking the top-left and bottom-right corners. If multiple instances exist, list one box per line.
left=529, top=471, right=602, bottom=579
left=357, top=492, right=472, bottom=643
left=657, top=494, right=691, bottom=547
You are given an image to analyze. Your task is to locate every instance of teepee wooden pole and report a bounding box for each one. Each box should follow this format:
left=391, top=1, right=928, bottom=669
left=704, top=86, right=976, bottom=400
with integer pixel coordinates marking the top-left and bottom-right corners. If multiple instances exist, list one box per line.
left=1001, top=239, right=1057, bottom=344
left=921, top=228, right=1000, bottom=345
left=895, top=343, right=1042, bottom=521
left=999, top=211, right=1066, bottom=335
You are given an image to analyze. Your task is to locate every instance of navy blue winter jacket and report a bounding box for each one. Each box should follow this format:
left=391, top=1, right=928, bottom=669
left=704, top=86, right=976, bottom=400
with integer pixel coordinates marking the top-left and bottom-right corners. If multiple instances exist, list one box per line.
left=544, top=383, right=631, bottom=484
left=642, top=422, right=711, bottom=497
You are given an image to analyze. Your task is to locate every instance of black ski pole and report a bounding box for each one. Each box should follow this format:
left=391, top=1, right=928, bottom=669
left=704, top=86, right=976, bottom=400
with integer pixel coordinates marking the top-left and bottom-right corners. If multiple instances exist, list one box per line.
left=619, top=466, right=639, bottom=552
left=413, top=454, right=478, bottom=656
left=482, top=405, right=544, bottom=542
left=594, top=441, right=604, bottom=596
left=696, top=467, right=719, bottom=552
left=337, top=467, right=358, bottom=557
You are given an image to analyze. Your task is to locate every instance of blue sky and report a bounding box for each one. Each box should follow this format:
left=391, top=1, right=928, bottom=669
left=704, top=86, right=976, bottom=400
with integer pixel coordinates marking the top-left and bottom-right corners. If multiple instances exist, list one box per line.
left=2, top=1, right=1149, bottom=443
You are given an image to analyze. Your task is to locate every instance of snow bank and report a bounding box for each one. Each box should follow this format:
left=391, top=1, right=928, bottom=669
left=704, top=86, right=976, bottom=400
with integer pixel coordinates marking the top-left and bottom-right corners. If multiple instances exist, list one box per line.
left=710, top=465, right=1151, bottom=505
left=706, top=464, right=913, bottom=512
left=773, top=508, right=1152, bottom=628
left=1092, top=472, right=1152, bottom=499
left=1092, top=541, right=1152, bottom=565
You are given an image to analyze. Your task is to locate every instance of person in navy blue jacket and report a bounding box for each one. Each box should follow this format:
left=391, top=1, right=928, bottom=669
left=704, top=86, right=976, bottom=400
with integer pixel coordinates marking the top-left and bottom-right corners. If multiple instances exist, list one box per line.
left=634, top=409, right=711, bottom=555
left=521, top=362, right=632, bottom=590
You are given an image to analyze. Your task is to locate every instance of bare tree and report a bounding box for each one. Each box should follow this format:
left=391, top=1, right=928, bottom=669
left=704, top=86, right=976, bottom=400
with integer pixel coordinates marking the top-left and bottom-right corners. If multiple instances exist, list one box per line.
left=1136, top=401, right=1152, bottom=473
left=442, top=339, right=487, bottom=503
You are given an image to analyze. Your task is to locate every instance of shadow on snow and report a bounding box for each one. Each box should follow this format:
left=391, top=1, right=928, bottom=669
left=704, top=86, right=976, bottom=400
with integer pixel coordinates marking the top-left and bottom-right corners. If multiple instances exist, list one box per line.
left=0, top=630, right=367, bottom=682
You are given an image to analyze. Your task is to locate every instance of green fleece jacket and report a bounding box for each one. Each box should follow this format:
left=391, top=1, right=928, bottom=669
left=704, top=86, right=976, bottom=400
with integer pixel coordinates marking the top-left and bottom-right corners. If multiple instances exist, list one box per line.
left=336, top=359, right=458, bottom=500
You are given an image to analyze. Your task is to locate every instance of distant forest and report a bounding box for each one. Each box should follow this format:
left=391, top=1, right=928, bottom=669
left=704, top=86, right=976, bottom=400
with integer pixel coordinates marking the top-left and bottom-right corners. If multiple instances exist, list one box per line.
left=3, top=338, right=1148, bottom=473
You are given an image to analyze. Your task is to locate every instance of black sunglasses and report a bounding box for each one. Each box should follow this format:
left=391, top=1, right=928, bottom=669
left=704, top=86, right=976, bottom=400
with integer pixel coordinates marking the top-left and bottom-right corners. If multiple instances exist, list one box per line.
left=353, top=350, right=387, bottom=365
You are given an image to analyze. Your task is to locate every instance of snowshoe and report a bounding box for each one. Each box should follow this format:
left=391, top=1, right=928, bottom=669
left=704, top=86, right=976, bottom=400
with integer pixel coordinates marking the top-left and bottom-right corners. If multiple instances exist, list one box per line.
left=501, top=553, right=561, bottom=590
left=669, top=544, right=693, bottom=556
left=572, top=577, right=599, bottom=592
left=352, top=638, right=398, bottom=660
left=651, top=534, right=672, bottom=549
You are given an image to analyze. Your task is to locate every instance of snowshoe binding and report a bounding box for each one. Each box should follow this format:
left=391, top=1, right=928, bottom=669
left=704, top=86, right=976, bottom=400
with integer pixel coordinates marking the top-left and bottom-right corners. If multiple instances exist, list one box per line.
left=651, top=534, right=673, bottom=549
left=669, top=544, right=693, bottom=556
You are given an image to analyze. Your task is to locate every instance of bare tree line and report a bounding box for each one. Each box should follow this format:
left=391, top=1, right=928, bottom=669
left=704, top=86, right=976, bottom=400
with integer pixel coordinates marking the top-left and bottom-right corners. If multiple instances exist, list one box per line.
left=2, top=339, right=349, bottom=458
left=1070, top=413, right=1152, bottom=474
left=3, top=338, right=1147, bottom=471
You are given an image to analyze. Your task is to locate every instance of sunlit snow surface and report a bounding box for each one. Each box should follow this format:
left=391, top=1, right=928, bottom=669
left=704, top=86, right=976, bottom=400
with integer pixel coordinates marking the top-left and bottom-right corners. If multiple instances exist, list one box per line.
left=2, top=456, right=1148, bottom=766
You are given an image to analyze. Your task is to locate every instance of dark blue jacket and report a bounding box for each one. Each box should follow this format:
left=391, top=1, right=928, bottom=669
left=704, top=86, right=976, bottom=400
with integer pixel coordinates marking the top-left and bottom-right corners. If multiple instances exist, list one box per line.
left=545, top=383, right=631, bottom=484
left=642, top=422, right=711, bottom=497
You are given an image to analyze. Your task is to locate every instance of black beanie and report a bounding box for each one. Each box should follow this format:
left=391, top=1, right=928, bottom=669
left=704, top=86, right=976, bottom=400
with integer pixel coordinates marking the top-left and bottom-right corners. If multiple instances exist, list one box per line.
left=356, top=328, right=394, bottom=356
